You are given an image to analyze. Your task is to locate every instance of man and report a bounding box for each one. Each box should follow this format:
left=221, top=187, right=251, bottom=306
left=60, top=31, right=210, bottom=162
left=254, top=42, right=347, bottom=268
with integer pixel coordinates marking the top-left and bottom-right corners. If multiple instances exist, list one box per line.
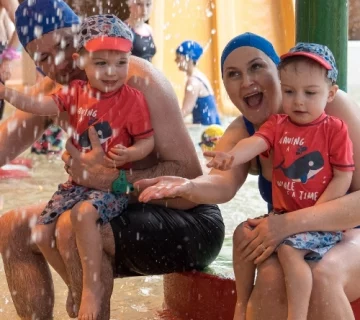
left=0, top=1, right=224, bottom=319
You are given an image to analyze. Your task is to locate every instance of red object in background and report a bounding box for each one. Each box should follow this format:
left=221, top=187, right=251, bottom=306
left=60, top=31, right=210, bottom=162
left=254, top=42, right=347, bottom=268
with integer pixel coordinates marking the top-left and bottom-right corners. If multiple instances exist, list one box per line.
left=161, top=272, right=360, bottom=320
left=0, top=158, right=33, bottom=179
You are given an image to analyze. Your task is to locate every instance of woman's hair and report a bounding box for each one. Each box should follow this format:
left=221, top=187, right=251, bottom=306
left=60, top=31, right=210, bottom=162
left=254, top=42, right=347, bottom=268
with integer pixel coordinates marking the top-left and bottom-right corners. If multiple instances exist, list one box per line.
left=220, top=32, right=280, bottom=76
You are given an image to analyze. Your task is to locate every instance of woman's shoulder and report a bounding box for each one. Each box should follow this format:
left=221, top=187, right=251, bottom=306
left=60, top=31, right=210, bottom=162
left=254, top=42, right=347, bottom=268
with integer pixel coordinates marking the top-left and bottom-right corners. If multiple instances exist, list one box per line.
left=325, top=89, right=359, bottom=120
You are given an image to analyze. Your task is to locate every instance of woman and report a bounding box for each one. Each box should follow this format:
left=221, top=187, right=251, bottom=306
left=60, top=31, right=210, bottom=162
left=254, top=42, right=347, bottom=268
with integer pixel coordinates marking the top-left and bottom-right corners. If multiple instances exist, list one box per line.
left=135, top=32, right=360, bottom=320
left=175, top=40, right=221, bottom=125
left=126, top=0, right=156, bottom=62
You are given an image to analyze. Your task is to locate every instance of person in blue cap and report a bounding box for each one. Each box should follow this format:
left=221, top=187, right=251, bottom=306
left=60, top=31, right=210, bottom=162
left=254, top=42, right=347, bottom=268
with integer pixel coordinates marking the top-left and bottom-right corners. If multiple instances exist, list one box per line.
left=0, top=1, right=224, bottom=319
left=205, top=42, right=354, bottom=320
left=175, top=40, right=221, bottom=126
left=1, top=14, right=156, bottom=320
left=136, top=32, right=360, bottom=320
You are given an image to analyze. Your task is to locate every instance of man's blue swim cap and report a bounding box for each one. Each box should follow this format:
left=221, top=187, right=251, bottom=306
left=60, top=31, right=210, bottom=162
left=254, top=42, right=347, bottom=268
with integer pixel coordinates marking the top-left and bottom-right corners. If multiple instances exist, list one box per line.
left=220, top=32, right=280, bottom=76
left=176, top=40, right=204, bottom=62
left=16, top=0, right=80, bottom=48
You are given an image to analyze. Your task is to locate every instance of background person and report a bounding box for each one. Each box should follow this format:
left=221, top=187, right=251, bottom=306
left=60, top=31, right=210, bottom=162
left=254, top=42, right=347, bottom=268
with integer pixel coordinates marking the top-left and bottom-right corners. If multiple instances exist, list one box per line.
left=175, top=40, right=221, bottom=126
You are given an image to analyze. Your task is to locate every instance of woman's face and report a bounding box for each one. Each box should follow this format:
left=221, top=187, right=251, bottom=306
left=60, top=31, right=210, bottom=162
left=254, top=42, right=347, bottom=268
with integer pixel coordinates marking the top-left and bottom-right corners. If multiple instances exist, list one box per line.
left=26, top=28, right=85, bottom=84
left=222, top=46, right=282, bottom=126
left=128, top=0, right=153, bottom=22
left=175, top=54, right=192, bottom=72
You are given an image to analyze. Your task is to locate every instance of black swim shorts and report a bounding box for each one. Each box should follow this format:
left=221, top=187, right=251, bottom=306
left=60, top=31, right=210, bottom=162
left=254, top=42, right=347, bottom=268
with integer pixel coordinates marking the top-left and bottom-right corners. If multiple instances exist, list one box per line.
left=109, top=203, right=224, bottom=277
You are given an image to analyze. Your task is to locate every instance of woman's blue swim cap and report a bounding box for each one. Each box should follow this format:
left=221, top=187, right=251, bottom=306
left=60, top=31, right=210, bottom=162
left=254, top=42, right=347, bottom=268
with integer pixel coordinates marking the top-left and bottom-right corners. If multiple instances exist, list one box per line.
left=220, top=32, right=280, bottom=76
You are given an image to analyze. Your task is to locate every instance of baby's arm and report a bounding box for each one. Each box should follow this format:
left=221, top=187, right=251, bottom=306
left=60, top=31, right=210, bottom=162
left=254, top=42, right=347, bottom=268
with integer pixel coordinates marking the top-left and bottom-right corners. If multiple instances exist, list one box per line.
left=316, top=169, right=353, bottom=205
left=204, top=135, right=268, bottom=170
left=0, top=82, right=58, bottom=115
left=105, top=136, right=155, bottom=168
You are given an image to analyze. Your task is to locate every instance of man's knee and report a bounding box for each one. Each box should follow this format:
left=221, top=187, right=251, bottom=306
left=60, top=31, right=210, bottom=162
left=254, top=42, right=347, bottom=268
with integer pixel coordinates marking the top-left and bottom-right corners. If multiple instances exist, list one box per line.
left=0, top=205, right=43, bottom=255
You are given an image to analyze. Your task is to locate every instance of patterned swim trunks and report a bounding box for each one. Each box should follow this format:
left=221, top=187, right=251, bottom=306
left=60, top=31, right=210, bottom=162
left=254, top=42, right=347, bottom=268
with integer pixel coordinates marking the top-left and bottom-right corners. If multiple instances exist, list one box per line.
left=38, top=181, right=128, bottom=225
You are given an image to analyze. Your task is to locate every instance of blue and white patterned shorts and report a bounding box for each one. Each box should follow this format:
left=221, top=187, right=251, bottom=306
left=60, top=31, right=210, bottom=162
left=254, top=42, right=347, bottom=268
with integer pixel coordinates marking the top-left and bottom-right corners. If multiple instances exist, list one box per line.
left=38, top=181, right=128, bottom=225
left=281, top=231, right=342, bottom=261
left=255, top=211, right=342, bottom=261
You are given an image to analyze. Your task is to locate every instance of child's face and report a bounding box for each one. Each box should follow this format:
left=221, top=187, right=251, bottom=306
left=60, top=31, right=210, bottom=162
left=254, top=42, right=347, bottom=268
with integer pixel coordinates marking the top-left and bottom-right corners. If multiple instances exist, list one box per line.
left=81, top=50, right=130, bottom=93
left=279, top=60, right=338, bottom=124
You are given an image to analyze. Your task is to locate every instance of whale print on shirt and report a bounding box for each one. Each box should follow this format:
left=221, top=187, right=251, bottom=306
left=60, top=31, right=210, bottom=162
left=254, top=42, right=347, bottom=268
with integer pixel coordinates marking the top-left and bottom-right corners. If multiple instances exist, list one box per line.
left=275, top=151, right=324, bottom=183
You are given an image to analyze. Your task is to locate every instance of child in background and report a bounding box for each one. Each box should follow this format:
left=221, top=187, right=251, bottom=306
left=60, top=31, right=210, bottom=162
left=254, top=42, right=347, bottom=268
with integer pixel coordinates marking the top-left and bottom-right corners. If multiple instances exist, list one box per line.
left=0, top=14, right=154, bottom=320
left=206, top=43, right=354, bottom=320
left=175, top=40, right=221, bottom=126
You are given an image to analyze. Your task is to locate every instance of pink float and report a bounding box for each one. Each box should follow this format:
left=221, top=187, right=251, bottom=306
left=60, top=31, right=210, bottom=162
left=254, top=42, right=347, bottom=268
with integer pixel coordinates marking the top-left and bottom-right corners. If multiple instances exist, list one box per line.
left=0, top=158, right=32, bottom=179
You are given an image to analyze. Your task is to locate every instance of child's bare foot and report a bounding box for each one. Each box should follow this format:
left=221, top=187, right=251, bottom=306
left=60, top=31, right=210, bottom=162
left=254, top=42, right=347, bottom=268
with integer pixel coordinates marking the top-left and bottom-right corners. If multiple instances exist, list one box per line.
left=78, top=284, right=104, bottom=320
left=66, top=289, right=78, bottom=318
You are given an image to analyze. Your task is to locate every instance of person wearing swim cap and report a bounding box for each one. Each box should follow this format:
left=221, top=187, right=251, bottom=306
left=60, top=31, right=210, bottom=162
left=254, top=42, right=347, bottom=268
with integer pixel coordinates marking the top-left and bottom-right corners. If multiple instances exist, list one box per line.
left=206, top=42, right=354, bottom=320
left=0, top=1, right=224, bottom=319
left=136, top=32, right=360, bottom=319
left=1, top=13, right=156, bottom=319
left=175, top=40, right=221, bottom=126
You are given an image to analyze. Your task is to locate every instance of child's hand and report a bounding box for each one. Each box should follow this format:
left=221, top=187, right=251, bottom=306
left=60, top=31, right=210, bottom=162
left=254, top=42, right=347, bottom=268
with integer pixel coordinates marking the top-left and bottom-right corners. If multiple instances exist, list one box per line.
left=204, top=151, right=234, bottom=170
left=104, top=144, right=130, bottom=168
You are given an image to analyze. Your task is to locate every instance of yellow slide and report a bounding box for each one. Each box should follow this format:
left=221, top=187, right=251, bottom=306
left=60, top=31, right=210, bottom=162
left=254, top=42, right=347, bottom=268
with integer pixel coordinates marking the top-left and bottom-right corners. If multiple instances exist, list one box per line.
left=150, top=0, right=295, bottom=116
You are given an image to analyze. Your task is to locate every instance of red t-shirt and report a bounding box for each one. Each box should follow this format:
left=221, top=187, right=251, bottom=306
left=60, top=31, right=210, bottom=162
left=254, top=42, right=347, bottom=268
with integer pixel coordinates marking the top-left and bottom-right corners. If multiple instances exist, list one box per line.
left=254, top=113, right=354, bottom=212
left=52, top=80, right=154, bottom=160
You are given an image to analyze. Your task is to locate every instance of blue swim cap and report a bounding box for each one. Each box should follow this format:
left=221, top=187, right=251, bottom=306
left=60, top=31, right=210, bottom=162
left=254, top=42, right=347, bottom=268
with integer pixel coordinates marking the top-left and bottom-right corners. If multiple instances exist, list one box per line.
left=15, top=0, right=80, bottom=49
left=176, top=40, right=203, bottom=62
left=221, top=32, right=280, bottom=76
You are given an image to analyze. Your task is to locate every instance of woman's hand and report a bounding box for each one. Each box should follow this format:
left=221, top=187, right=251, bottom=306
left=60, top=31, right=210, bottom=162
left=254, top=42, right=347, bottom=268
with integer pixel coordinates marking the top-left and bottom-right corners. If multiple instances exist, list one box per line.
left=62, top=126, right=118, bottom=190
left=237, top=214, right=290, bottom=264
left=135, top=176, right=194, bottom=203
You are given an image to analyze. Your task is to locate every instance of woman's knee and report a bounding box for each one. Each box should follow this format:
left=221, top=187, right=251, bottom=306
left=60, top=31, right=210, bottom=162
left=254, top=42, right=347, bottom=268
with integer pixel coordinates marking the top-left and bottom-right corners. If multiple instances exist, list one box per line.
left=255, top=256, right=285, bottom=291
left=248, top=256, right=287, bottom=317
left=233, top=221, right=252, bottom=247
left=311, top=255, right=340, bottom=289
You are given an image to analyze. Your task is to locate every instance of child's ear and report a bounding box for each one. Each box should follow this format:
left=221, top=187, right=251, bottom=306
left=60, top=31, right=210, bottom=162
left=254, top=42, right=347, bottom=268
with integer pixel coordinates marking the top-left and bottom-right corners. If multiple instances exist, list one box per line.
left=327, top=84, right=339, bottom=103
left=72, top=53, right=85, bottom=70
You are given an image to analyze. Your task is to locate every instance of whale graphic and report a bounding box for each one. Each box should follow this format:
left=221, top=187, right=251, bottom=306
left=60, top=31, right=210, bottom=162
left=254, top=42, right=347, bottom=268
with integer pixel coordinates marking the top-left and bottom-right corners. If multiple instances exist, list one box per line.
left=275, top=151, right=324, bottom=183
left=78, top=121, right=113, bottom=150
